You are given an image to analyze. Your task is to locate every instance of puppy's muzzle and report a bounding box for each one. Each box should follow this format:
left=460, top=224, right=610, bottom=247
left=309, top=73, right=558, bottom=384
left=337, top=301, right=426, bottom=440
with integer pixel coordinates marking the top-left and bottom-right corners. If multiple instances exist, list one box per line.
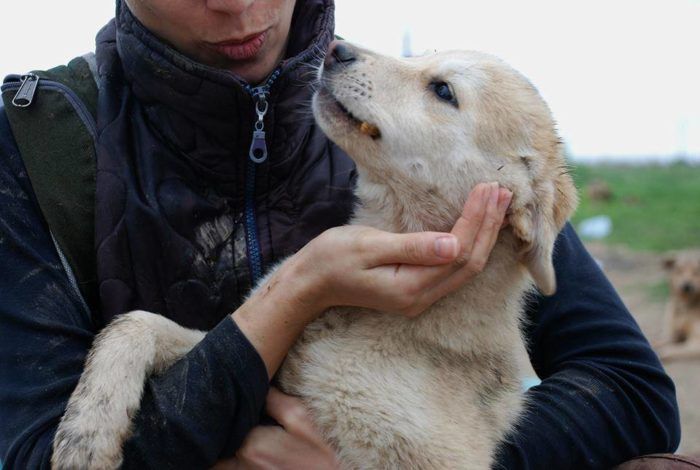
left=324, top=40, right=357, bottom=70
left=681, top=282, right=696, bottom=295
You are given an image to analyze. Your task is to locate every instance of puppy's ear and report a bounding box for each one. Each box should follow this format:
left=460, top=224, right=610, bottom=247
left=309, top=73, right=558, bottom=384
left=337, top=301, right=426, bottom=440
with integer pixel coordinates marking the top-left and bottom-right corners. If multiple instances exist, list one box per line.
left=510, top=172, right=577, bottom=296
left=662, top=257, right=676, bottom=271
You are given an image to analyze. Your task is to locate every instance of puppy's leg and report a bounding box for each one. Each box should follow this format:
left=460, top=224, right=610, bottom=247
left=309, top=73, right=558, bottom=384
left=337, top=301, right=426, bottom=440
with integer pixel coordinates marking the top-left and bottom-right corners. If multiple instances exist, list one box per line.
left=657, top=341, right=700, bottom=362
left=653, top=302, right=685, bottom=350
left=52, top=310, right=206, bottom=470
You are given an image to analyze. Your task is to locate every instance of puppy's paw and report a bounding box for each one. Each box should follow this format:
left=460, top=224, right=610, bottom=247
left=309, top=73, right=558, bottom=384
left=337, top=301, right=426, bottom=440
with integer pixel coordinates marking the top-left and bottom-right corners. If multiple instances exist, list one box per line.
left=52, top=424, right=126, bottom=470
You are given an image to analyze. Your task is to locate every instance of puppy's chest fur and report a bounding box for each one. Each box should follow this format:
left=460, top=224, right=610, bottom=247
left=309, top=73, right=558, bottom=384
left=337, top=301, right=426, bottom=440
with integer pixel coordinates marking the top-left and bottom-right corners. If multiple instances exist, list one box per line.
left=670, top=299, right=700, bottom=339
left=277, top=236, right=530, bottom=469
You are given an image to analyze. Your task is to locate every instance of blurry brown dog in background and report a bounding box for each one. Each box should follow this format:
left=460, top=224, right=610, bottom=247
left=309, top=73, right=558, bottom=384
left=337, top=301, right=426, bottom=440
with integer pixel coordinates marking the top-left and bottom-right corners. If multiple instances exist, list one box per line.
left=656, top=250, right=700, bottom=362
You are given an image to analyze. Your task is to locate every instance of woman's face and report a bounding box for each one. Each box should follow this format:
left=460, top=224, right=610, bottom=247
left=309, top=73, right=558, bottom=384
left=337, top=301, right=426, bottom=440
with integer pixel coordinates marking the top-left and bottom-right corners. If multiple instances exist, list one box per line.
left=126, top=0, right=297, bottom=84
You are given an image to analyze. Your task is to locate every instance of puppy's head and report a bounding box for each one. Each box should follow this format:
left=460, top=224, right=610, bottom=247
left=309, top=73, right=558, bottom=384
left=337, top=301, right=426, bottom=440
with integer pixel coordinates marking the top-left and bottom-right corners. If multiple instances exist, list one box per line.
left=313, top=41, right=578, bottom=295
left=664, top=251, right=700, bottom=303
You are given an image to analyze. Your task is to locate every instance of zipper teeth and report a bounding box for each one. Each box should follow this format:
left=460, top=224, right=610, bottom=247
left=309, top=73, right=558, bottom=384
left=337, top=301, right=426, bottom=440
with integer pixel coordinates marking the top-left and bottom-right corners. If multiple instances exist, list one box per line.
left=49, top=231, right=92, bottom=319
left=245, top=68, right=282, bottom=97
left=242, top=68, right=281, bottom=283
left=2, top=80, right=97, bottom=139
left=244, top=162, right=263, bottom=283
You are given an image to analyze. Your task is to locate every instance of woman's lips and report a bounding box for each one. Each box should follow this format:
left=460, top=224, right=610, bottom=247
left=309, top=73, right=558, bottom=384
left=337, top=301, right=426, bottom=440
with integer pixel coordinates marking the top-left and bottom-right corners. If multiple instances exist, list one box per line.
left=208, top=31, right=268, bottom=61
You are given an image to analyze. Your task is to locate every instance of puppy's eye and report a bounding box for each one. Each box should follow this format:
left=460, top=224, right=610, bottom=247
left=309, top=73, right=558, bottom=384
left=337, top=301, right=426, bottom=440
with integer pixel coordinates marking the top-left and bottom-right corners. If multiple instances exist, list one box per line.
left=429, top=81, right=458, bottom=107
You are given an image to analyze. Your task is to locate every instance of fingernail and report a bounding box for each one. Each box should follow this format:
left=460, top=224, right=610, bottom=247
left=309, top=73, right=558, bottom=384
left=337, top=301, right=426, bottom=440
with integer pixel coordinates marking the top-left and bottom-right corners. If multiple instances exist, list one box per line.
left=499, top=190, right=513, bottom=211
left=435, top=236, right=459, bottom=258
left=489, top=183, right=499, bottom=205
left=479, top=183, right=491, bottom=204
left=482, top=184, right=492, bottom=202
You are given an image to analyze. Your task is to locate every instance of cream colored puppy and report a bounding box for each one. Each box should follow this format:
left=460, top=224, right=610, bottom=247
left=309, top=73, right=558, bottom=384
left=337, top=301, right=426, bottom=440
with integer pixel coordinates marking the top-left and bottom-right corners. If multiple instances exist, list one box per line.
left=52, top=42, right=577, bottom=469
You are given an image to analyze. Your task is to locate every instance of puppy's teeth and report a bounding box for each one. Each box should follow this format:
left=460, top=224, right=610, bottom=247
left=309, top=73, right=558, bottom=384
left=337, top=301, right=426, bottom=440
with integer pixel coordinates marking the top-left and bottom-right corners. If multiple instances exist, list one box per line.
left=359, top=121, right=381, bottom=138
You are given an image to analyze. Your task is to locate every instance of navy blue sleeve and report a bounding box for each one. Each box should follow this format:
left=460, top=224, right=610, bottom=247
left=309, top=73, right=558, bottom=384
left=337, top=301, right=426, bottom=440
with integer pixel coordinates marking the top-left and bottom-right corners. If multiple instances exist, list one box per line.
left=0, top=107, right=269, bottom=469
left=494, top=224, right=681, bottom=469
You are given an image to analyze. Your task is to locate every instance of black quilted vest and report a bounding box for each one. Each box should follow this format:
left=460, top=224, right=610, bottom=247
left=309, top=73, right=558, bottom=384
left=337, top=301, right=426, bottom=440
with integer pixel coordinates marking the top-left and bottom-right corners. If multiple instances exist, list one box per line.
left=94, top=0, right=356, bottom=329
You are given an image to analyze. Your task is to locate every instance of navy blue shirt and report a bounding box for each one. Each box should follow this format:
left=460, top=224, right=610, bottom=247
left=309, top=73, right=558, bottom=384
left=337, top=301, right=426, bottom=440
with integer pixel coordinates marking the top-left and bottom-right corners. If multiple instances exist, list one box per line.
left=0, top=106, right=680, bottom=469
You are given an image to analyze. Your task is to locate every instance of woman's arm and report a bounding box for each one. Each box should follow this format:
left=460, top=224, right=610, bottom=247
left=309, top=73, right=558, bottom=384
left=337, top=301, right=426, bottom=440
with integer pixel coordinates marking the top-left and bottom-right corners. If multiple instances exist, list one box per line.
left=494, top=224, right=681, bottom=469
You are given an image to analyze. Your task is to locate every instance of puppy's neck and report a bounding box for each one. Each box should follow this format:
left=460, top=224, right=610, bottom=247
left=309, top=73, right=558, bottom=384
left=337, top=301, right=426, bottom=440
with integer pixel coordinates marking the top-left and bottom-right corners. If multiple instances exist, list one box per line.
left=674, top=294, right=700, bottom=312
left=350, top=169, right=533, bottom=356
left=350, top=170, right=459, bottom=233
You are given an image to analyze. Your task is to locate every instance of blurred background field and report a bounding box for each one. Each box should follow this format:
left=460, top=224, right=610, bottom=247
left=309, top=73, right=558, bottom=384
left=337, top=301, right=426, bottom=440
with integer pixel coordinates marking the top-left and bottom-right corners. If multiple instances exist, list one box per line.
left=572, top=163, right=700, bottom=252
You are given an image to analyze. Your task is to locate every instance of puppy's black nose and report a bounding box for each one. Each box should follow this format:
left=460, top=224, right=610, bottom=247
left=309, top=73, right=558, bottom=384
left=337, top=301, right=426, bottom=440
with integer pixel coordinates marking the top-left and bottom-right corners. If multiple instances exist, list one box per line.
left=324, top=41, right=356, bottom=69
left=682, top=282, right=694, bottom=294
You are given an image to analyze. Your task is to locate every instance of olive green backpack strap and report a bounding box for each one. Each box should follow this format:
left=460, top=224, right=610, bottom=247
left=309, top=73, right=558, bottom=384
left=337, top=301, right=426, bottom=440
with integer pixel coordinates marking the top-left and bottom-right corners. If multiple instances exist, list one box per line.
left=1, top=54, right=99, bottom=313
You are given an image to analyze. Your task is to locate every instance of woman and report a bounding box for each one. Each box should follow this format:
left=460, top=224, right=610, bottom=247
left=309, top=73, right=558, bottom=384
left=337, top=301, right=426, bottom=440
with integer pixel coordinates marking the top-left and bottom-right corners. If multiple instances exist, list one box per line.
left=0, top=0, right=679, bottom=468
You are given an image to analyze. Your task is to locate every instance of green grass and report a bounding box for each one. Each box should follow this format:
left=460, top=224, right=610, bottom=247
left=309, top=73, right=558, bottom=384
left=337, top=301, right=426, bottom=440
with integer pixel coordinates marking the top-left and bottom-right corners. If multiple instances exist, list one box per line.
left=646, top=280, right=670, bottom=303
left=570, top=162, right=700, bottom=252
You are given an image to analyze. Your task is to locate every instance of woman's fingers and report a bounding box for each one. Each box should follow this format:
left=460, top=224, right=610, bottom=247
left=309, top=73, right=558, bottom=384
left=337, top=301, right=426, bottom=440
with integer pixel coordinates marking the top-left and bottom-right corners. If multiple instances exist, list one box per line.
left=448, top=183, right=494, bottom=266
left=364, top=183, right=509, bottom=268
left=306, top=182, right=511, bottom=317
left=363, top=185, right=511, bottom=316
left=234, top=426, right=287, bottom=468
left=363, top=183, right=498, bottom=269
left=468, top=187, right=513, bottom=273
left=231, top=388, right=340, bottom=469
left=234, top=422, right=339, bottom=470
left=266, top=388, right=327, bottom=447
left=419, top=188, right=512, bottom=305
left=362, top=230, right=460, bottom=267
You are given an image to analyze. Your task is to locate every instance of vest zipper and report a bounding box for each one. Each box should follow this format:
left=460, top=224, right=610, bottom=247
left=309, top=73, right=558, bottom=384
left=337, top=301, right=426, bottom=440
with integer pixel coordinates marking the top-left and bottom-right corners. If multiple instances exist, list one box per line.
left=242, top=69, right=281, bottom=283
left=245, top=68, right=281, bottom=164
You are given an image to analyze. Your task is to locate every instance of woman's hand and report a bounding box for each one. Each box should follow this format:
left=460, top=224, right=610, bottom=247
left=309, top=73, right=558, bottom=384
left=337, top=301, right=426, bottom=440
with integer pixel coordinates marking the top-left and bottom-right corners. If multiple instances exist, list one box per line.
left=212, top=388, right=340, bottom=470
left=232, top=182, right=511, bottom=378
left=298, top=182, right=512, bottom=317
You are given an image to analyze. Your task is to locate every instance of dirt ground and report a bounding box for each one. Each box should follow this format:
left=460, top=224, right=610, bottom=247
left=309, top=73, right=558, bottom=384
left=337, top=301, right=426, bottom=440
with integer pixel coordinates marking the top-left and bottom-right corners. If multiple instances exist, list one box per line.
left=585, top=242, right=700, bottom=455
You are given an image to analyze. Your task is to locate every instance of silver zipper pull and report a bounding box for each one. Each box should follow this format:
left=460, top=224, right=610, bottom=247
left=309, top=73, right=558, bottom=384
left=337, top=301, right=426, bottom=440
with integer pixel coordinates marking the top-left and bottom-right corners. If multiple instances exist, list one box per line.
left=248, top=91, right=269, bottom=163
left=12, top=73, right=40, bottom=108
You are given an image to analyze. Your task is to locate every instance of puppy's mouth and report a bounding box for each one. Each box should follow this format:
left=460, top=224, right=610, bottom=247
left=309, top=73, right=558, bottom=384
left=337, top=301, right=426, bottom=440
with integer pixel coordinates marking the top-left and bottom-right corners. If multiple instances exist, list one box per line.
left=318, top=87, right=381, bottom=139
